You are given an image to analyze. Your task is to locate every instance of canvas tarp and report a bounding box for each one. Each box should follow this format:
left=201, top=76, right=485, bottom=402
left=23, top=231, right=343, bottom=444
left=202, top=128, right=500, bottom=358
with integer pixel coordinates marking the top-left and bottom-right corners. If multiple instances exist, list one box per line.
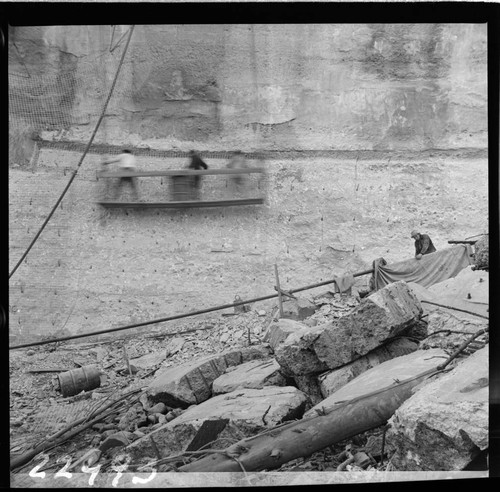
left=370, top=245, right=473, bottom=291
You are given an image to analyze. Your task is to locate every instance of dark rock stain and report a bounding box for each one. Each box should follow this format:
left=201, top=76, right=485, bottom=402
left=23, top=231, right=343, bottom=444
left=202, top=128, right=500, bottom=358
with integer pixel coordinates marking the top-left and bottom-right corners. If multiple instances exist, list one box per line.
left=362, top=25, right=451, bottom=150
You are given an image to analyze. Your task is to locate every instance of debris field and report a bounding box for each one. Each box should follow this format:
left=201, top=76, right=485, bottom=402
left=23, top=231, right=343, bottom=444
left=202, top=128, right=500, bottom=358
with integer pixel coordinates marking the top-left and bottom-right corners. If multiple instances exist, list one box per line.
left=9, top=255, right=489, bottom=477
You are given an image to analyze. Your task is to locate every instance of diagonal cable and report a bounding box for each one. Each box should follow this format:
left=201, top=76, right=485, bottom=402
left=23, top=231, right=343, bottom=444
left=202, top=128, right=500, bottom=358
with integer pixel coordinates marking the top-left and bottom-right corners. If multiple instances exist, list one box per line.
left=9, top=25, right=135, bottom=279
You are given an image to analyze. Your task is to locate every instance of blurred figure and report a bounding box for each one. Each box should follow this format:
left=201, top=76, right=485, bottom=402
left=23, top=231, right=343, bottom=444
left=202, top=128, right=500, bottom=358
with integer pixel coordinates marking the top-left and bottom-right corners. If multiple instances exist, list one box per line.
left=411, top=230, right=436, bottom=259
left=187, top=150, right=208, bottom=198
left=102, top=149, right=139, bottom=201
left=227, top=150, right=248, bottom=186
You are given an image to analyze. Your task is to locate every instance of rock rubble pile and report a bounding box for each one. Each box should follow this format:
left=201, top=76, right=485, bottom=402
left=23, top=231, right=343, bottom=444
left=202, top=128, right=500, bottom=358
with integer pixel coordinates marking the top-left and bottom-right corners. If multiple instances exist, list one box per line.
left=10, top=271, right=489, bottom=475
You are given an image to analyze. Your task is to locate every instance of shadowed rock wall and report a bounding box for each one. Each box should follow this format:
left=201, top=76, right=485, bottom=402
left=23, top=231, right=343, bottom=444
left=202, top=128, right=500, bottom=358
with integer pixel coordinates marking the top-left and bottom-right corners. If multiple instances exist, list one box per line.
left=9, top=24, right=487, bottom=152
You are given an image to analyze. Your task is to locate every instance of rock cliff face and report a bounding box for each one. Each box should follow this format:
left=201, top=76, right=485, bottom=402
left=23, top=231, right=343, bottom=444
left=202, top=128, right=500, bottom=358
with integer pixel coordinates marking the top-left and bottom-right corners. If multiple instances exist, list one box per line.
left=9, top=24, right=487, bottom=152
left=8, top=24, right=488, bottom=344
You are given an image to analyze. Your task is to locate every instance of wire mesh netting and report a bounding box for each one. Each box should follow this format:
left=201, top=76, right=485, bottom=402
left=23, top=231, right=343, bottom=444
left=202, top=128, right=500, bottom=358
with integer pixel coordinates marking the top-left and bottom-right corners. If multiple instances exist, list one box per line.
left=9, top=26, right=137, bottom=344
left=9, top=26, right=138, bottom=161
left=9, top=25, right=271, bottom=345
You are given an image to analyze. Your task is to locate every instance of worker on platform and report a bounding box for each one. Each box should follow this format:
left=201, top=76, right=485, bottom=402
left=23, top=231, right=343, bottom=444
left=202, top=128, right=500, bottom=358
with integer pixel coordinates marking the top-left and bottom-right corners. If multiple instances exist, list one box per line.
left=411, top=230, right=436, bottom=259
left=226, top=150, right=248, bottom=186
left=102, top=149, right=139, bottom=201
left=187, top=150, right=208, bottom=198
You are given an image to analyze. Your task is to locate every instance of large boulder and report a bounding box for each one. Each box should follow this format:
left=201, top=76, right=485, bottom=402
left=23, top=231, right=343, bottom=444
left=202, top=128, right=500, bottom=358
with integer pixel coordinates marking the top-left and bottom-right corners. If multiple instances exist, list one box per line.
left=146, top=347, right=269, bottom=408
left=212, top=359, right=286, bottom=394
left=305, top=348, right=449, bottom=418
left=126, top=386, right=308, bottom=462
left=293, top=374, right=324, bottom=406
left=164, top=337, right=187, bottom=357
left=274, top=282, right=423, bottom=377
left=318, top=337, right=419, bottom=397
left=313, top=281, right=423, bottom=369
left=262, top=319, right=310, bottom=351
left=274, top=324, right=329, bottom=376
left=386, top=346, right=488, bottom=470
left=473, top=235, right=488, bottom=270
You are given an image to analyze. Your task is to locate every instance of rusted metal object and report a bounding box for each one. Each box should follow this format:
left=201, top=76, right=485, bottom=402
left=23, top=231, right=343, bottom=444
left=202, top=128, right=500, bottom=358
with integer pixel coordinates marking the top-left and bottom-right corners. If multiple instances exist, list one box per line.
left=58, top=365, right=101, bottom=397
left=233, top=295, right=250, bottom=314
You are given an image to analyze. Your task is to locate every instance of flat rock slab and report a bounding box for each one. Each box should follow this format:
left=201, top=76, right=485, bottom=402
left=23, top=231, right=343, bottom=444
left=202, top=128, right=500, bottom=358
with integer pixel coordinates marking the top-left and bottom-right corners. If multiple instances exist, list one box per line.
left=146, top=347, right=268, bottom=407
left=408, top=274, right=488, bottom=349
left=407, top=282, right=437, bottom=304
left=387, top=346, right=488, bottom=471
left=305, top=348, right=449, bottom=417
left=212, top=359, right=286, bottom=394
left=129, top=351, right=166, bottom=371
left=425, top=309, right=488, bottom=346
left=318, top=337, right=419, bottom=397
left=126, top=386, right=307, bottom=461
left=281, top=297, right=318, bottom=321
left=427, top=267, right=488, bottom=318
left=262, top=319, right=310, bottom=351
left=165, top=337, right=186, bottom=357
left=313, top=281, right=423, bottom=369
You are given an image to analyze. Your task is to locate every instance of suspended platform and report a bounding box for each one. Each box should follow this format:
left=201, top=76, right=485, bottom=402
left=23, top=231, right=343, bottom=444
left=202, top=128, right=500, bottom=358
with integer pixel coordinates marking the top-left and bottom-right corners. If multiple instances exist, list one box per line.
left=97, top=168, right=266, bottom=178
left=96, top=167, right=267, bottom=209
left=98, top=198, right=264, bottom=208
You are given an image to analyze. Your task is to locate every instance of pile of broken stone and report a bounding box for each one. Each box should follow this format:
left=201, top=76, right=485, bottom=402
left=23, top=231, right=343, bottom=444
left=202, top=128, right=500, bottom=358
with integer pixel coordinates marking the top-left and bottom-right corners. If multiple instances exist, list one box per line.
left=10, top=269, right=489, bottom=474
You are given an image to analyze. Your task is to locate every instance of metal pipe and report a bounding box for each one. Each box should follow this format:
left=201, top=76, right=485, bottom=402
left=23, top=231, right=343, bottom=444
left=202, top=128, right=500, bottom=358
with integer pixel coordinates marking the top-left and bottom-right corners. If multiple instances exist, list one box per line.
left=9, top=268, right=375, bottom=350
left=420, top=300, right=489, bottom=319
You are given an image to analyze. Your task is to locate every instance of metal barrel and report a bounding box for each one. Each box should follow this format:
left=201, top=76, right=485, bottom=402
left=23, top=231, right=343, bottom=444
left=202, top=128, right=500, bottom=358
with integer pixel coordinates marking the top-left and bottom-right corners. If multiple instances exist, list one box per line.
left=58, top=365, right=101, bottom=397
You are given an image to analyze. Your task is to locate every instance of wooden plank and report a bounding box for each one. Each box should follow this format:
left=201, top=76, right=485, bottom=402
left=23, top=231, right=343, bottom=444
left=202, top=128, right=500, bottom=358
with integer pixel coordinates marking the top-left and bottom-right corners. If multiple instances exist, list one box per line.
left=98, top=168, right=265, bottom=178
left=274, top=264, right=284, bottom=318
left=97, top=198, right=264, bottom=208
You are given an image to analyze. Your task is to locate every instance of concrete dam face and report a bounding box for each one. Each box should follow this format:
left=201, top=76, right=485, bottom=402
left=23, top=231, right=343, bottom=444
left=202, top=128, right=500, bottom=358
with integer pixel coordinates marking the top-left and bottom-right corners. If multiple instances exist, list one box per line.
left=8, top=24, right=488, bottom=344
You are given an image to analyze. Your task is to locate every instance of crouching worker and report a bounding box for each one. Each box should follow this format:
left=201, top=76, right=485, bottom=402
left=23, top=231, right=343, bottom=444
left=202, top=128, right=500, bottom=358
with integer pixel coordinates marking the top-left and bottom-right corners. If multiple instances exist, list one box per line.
left=411, top=230, right=436, bottom=260
left=102, top=149, right=139, bottom=201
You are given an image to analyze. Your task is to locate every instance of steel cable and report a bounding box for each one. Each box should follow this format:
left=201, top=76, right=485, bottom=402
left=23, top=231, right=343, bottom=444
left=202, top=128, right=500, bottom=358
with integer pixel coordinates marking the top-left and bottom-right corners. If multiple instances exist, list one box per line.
left=9, top=25, right=135, bottom=279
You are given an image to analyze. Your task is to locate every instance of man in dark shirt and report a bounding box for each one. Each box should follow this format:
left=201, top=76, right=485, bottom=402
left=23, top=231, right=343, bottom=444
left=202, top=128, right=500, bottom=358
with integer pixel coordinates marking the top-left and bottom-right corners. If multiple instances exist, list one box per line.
left=411, top=230, right=437, bottom=259
left=188, top=150, right=208, bottom=191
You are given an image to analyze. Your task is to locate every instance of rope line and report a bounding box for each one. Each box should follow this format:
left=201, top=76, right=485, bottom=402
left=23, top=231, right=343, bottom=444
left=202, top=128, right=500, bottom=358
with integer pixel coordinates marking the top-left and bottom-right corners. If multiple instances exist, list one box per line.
left=8, top=25, right=135, bottom=280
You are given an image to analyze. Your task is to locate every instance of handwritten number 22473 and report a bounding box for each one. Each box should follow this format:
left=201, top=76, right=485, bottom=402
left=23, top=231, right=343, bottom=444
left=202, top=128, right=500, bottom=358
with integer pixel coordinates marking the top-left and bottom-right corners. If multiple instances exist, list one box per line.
left=29, top=453, right=157, bottom=486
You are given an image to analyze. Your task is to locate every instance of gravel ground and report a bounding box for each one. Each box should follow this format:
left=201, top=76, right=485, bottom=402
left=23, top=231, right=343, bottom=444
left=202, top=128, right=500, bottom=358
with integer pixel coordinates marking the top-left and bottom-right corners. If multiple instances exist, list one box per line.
left=10, top=291, right=376, bottom=476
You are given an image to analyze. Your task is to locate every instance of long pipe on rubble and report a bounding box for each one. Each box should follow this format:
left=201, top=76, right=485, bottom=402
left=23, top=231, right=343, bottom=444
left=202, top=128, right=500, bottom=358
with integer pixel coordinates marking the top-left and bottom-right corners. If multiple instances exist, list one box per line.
left=420, top=299, right=489, bottom=319
left=9, top=268, right=374, bottom=350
